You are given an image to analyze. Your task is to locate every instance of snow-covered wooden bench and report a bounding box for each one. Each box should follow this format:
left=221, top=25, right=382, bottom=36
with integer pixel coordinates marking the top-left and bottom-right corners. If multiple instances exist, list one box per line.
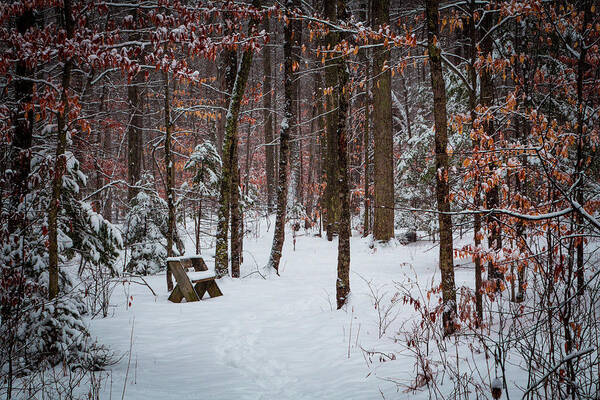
left=167, top=256, right=223, bottom=303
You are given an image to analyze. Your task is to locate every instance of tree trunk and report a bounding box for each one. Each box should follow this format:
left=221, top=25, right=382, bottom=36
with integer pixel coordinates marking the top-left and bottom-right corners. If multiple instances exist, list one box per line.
left=266, top=0, right=295, bottom=273
left=48, top=0, right=74, bottom=300
left=288, top=14, right=303, bottom=207
left=468, top=0, right=483, bottom=321
left=231, top=162, right=241, bottom=277
left=127, top=72, right=144, bottom=201
left=336, top=0, right=351, bottom=310
left=323, top=0, right=340, bottom=241
left=263, top=15, right=275, bottom=214
left=9, top=9, right=34, bottom=237
left=164, top=70, right=176, bottom=291
left=479, top=9, right=502, bottom=289
left=371, top=0, right=394, bottom=242
left=215, top=3, right=260, bottom=277
left=360, top=1, right=371, bottom=236
left=575, top=0, right=591, bottom=295
left=217, top=49, right=238, bottom=158
left=425, top=0, right=457, bottom=335
left=316, top=72, right=326, bottom=234
left=214, top=50, right=237, bottom=278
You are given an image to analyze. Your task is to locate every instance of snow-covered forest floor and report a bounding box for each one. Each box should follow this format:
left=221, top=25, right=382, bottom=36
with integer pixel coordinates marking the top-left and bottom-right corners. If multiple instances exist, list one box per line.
left=87, top=217, right=523, bottom=399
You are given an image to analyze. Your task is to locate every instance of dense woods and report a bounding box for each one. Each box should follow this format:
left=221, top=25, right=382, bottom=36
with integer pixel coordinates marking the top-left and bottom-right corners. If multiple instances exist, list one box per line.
left=1, top=0, right=599, bottom=398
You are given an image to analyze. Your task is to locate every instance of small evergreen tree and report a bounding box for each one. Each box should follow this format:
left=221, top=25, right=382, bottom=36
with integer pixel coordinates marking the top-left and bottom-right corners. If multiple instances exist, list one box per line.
left=1, top=151, right=121, bottom=375
left=124, top=173, right=172, bottom=275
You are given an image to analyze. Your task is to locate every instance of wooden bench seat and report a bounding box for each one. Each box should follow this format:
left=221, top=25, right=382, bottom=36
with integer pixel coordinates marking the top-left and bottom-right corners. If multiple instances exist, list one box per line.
left=167, top=257, right=222, bottom=303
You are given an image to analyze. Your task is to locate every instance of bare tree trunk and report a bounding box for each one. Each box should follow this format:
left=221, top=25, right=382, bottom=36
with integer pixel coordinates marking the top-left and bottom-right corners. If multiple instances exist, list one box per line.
left=263, top=15, right=275, bottom=214
left=214, top=50, right=237, bottom=278
left=288, top=15, right=303, bottom=207
left=48, top=0, right=74, bottom=300
left=231, top=157, right=241, bottom=277
left=425, top=0, right=456, bottom=335
left=401, top=77, right=412, bottom=140
left=127, top=73, right=144, bottom=201
left=323, top=0, right=340, bottom=241
left=217, top=49, right=238, bottom=157
left=266, top=0, right=296, bottom=273
left=360, top=0, right=371, bottom=236
left=315, top=72, right=326, bottom=234
left=479, top=10, right=502, bottom=289
left=575, top=0, right=591, bottom=295
left=164, top=70, right=176, bottom=290
left=371, top=0, right=394, bottom=242
left=336, top=0, right=351, bottom=310
left=196, top=199, right=202, bottom=254
left=468, top=0, right=483, bottom=321
left=215, top=3, right=260, bottom=277
left=9, top=9, right=34, bottom=237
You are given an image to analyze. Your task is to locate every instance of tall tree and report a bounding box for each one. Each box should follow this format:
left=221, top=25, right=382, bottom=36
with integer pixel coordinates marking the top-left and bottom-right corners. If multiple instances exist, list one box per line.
left=360, top=0, right=371, bottom=237
left=215, top=3, right=261, bottom=278
left=323, top=0, right=340, bottom=241
left=336, top=0, right=351, bottom=310
left=425, top=0, right=456, bottom=335
left=230, top=126, right=242, bottom=277
left=288, top=7, right=303, bottom=207
left=127, top=8, right=144, bottom=202
left=266, top=0, right=296, bottom=273
left=9, top=9, right=34, bottom=238
left=467, top=0, right=483, bottom=320
left=479, top=7, right=502, bottom=289
left=262, top=16, right=276, bottom=214
left=371, top=0, right=394, bottom=242
left=164, top=70, right=176, bottom=290
left=48, top=0, right=74, bottom=300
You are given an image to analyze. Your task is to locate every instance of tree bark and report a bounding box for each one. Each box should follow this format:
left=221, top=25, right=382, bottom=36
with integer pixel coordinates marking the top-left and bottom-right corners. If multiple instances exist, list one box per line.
left=266, top=0, right=295, bottom=273
left=336, top=0, right=351, bottom=310
left=359, top=2, right=371, bottom=237
left=288, top=13, right=303, bottom=207
left=575, top=0, right=591, bottom=295
left=9, top=9, right=35, bottom=237
left=262, top=16, right=276, bottom=214
left=126, top=8, right=144, bottom=202
left=479, top=8, right=502, bottom=289
left=425, top=0, right=457, bottom=335
left=371, top=0, right=394, bottom=242
left=215, top=3, right=260, bottom=277
left=48, top=0, right=74, bottom=300
left=231, top=151, right=241, bottom=277
left=164, top=70, right=176, bottom=290
left=323, top=0, right=340, bottom=241
left=217, top=48, right=238, bottom=158
left=468, top=0, right=483, bottom=321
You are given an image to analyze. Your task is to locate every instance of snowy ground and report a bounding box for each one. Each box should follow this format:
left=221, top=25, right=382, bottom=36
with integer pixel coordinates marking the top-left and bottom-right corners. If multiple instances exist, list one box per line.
left=89, top=219, right=496, bottom=399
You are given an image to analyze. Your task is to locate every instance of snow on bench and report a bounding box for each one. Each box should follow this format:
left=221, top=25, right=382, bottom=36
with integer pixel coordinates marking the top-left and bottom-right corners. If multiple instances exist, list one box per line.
left=167, top=256, right=222, bottom=303
left=187, top=270, right=216, bottom=282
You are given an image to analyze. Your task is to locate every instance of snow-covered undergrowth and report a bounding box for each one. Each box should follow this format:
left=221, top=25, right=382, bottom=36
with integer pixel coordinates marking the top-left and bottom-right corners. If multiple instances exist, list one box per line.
left=85, top=218, right=596, bottom=399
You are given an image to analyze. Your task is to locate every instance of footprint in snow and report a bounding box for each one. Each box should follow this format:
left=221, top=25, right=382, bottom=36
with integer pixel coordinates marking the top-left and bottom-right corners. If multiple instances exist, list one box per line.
left=216, top=315, right=300, bottom=399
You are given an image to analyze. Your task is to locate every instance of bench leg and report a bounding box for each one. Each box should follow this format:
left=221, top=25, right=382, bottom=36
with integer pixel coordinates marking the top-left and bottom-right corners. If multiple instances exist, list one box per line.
left=194, top=282, right=208, bottom=299
left=168, top=285, right=184, bottom=303
left=206, top=280, right=223, bottom=298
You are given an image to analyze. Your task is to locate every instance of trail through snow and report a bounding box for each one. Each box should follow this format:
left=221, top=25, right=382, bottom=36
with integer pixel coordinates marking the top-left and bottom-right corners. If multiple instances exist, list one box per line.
left=90, top=223, right=475, bottom=399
